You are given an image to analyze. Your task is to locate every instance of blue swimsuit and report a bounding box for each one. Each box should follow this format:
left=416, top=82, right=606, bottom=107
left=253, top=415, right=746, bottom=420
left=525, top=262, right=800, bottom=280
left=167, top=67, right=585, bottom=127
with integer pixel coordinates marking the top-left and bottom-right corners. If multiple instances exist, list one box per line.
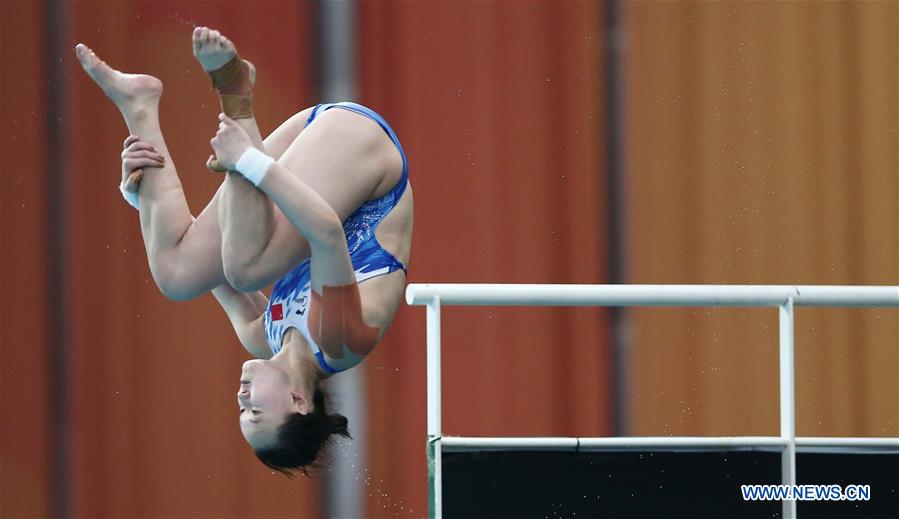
left=264, top=102, right=408, bottom=373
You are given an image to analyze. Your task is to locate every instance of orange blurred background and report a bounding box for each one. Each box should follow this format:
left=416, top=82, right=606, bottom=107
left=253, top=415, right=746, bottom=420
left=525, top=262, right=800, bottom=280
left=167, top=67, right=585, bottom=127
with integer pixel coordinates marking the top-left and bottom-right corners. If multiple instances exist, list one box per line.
left=1, top=1, right=895, bottom=518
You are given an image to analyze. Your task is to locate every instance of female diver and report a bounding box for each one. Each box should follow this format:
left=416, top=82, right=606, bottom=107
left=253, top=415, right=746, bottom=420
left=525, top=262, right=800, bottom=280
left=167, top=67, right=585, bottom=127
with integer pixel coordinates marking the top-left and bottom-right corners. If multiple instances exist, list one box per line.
left=74, top=27, right=413, bottom=475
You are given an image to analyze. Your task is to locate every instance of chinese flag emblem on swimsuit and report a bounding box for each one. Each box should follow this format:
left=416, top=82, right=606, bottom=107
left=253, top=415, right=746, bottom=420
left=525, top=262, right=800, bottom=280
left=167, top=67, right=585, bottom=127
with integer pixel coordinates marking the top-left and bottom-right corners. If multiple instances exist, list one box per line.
left=271, top=303, right=283, bottom=321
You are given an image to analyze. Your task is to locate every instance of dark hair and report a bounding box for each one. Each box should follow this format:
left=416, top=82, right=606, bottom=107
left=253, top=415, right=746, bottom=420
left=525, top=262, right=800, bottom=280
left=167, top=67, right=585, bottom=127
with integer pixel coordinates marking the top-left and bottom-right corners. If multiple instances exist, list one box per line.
left=254, top=386, right=351, bottom=477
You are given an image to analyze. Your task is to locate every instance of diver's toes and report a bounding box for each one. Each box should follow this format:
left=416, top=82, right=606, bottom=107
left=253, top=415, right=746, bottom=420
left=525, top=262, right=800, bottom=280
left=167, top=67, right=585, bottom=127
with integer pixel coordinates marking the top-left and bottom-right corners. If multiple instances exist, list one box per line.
left=74, top=43, right=92, bottom=64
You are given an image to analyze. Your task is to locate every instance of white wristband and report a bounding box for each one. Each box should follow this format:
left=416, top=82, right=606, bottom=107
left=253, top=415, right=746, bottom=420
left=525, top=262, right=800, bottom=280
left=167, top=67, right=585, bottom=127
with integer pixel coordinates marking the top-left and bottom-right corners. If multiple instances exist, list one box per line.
left=235, top=148, right=274, bottom=187
left=120, top=182, right=140, bottom=209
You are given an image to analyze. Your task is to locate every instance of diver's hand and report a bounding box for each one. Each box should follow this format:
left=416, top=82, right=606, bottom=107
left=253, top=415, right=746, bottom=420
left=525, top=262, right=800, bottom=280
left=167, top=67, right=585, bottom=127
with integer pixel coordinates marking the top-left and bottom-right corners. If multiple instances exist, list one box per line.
left=209, top=113, right=253, bottom=172
left=121, top=135, right=166, bottom=193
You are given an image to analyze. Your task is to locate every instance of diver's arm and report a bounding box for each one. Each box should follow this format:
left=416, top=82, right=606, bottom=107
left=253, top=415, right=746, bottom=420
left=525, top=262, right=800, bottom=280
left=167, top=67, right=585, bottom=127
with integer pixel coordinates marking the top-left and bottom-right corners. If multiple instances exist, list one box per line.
left=211, top=283, right=272, bottom=359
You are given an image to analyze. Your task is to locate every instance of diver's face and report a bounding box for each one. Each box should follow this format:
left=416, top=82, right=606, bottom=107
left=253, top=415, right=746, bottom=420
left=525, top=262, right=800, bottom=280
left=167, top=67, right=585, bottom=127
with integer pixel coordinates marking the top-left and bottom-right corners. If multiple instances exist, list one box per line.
left=237, top=359, right=301, bottom=449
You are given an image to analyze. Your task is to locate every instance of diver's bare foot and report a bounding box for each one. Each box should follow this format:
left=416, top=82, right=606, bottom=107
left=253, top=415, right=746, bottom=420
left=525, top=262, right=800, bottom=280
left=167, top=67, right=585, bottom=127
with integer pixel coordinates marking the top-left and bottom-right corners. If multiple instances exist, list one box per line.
left=192, top=27, right=256, bottom=90
left=74, top=44, right=163, bottom=116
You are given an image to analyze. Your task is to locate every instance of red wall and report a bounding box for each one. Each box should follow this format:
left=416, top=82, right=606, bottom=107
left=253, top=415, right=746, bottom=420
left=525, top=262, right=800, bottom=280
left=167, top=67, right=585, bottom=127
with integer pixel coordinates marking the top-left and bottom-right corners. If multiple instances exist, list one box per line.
left=2, top=2, right=52, bottom=516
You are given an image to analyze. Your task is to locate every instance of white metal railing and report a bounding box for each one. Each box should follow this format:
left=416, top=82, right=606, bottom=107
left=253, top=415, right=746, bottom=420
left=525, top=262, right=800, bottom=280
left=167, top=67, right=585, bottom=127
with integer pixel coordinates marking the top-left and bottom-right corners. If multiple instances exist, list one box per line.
left=405, top=284, right=899, bottom=519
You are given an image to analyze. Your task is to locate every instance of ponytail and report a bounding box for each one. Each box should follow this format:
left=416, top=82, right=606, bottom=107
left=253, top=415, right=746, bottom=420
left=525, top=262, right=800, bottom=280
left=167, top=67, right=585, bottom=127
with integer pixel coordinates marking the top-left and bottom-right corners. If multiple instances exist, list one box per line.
left=254, top=386, right=351, bottom=477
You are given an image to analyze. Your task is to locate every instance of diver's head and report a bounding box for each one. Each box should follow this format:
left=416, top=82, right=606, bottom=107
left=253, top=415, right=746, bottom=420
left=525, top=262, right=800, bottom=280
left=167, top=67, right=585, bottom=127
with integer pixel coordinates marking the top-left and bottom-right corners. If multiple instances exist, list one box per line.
left=238, top=359, right=350, bottom=476
left=237, top=359, right=309, bottom=447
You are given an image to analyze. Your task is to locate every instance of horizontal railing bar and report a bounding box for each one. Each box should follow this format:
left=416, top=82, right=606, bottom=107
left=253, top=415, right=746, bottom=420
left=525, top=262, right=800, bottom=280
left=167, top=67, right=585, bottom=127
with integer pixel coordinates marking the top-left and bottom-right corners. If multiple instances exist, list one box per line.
left=580, top=437, right=787, bottom=451
left=441, top=436, right=785, bottom=452
left=406, top=284, right=899, bottom=308
left=440, top=436, right=899, bottom=453
left=795, top=437, right=899, bottom=454
left=790, top=286, right=899, bottom=307
left=442, top=437, right=579, bottom=450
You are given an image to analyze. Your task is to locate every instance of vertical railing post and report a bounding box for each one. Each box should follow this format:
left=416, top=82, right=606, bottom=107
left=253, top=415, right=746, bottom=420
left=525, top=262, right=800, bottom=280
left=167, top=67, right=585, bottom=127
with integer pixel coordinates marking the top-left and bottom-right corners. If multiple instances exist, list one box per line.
left=779, top=298, right=797, bottom=519
left=426, top=297, right=442, bottom=519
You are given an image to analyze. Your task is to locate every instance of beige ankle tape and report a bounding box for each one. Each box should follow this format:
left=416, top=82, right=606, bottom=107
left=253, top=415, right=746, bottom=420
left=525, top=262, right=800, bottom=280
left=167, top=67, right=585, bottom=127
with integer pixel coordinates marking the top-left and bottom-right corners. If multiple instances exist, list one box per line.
left=208, top=55, right=245, bottom=92
left=208, top=55, right=254, bottom=119
left=220, top=94, right=254, bottom=119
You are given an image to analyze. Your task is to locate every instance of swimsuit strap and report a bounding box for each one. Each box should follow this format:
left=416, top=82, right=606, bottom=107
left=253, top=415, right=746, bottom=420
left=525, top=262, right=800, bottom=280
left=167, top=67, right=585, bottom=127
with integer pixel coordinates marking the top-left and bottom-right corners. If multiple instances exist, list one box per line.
left=315, top=350, right=339, bottom=374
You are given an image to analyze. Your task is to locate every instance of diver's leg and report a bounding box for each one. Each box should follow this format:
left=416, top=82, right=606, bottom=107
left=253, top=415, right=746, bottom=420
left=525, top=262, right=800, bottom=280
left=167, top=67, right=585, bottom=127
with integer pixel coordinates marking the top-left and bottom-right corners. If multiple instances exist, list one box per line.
left=226, top=107, right=402, bottom=291
left=75, top=44, right=225, bottom=300
left=194, top=29, right=401, bottom=292
left=192, top=27, right=281, bottom=292
left=262, top=110, right=315, bottom=161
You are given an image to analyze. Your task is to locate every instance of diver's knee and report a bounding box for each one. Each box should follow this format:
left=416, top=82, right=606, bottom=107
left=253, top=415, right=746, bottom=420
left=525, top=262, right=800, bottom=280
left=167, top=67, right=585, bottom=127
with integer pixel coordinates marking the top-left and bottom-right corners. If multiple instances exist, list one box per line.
left=151, top=265, right=199, bottom=301
left=223, top=257, right=265, bottom=293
